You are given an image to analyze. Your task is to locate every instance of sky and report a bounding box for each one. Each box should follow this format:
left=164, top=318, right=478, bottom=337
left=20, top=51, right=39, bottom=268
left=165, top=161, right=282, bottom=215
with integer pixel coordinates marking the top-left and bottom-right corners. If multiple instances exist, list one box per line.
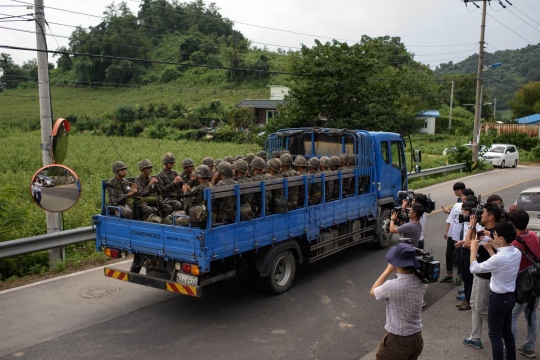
left=1, top=0, right=539, bottom=69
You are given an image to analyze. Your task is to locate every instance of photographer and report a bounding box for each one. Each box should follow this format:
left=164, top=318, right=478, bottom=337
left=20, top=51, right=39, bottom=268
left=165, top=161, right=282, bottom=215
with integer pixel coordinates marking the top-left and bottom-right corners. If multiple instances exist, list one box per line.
left=509, top=209, right=540, bottom=358
left=470, top=222, right=521, bottom=360
left=402, top=194, right=429, bottom=249
left=462, top=202, right=502, bottom=350
left=370, top=243, right=427, bottom=360
left=389, top=204, right=425, bottom=248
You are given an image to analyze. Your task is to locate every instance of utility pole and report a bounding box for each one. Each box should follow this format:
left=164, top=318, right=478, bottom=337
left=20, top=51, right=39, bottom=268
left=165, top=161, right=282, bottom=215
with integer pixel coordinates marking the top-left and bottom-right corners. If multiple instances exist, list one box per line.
left=493, top=97, right=497, bottom=121
left=449, top=80, right=455, bottom=131
left=35, top=0, right=63, bottom=268
left=471, top=0, right=487, bottom=168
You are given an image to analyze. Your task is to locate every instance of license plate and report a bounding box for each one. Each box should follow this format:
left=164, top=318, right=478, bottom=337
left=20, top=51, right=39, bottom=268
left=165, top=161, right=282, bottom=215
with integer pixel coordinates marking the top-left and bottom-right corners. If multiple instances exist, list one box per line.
left=176, top=273, right=198, bottom=286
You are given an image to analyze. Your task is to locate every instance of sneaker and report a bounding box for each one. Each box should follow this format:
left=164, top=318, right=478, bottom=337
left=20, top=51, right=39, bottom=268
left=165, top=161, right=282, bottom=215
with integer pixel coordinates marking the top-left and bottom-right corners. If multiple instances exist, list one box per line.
left=463, top=339, right=483, bottom=349
left=458, top=289, right=465, bottom=295
left=456, top=294, right=466, bottom=301
left=440, top=276, right=453, bottom=283
left=456, top=277, right=462, bottom=286
left=456, top=300, right=467, bottom=308
left=517, top=345, right=536, bottom=358
left=458, top=303, right=471, bottom=311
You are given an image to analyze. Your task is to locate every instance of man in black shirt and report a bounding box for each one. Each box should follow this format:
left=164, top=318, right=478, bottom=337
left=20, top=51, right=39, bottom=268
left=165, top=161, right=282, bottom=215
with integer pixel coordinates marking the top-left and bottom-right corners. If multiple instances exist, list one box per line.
left=463, top=203, right=502, bottom=350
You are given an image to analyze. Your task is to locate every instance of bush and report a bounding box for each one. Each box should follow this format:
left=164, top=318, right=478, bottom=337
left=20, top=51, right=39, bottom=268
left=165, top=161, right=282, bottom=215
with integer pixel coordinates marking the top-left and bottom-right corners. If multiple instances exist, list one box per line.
left=175, top=129, right=199, bottom=140
left=159, top=66, right=182, bottom=83
left=114, top=104, right=137, bottom=123
left=530, top=145, right=540, bottom=162
left=493, top=132, right=539, bottom=151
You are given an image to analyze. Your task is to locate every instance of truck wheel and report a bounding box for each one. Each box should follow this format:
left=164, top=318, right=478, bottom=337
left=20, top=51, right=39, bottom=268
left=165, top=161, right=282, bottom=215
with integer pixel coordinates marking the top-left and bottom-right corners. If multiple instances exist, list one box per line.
left=263, top=250, right=296, bottom=295
left=375, top=208, right=393, bottom=249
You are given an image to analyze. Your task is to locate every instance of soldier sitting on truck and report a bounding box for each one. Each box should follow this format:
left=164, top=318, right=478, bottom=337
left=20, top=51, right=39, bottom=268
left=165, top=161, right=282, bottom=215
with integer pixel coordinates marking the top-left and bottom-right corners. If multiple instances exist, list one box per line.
left=180, top=158, right=197, bottom=188
left=294, top=155, right=309, bottom=207
left=330, top=156, right=341, bottom=200
left=308, top=157, right=322, bottom=205
left=234, top=159, right=254, bottom=220
left=107, top=161, right=160, bottom=222
left=250, top=157, right=270, bottom=217
left=280, top=153, right=298, bottom=210
left=135, top=159, right=172, bottom=218
left=202, top=157, right=216, bottom=176
left=214, top=162, right=238, bottom=224
left=182, top=165, right=213, bottom=228
left=340, top=153, right=353, bottom=197
left=155, top=153, right=184, bottom=212
left=319, top=156, right=334, bottom=202
left=267, top=158, right=288, bottom=214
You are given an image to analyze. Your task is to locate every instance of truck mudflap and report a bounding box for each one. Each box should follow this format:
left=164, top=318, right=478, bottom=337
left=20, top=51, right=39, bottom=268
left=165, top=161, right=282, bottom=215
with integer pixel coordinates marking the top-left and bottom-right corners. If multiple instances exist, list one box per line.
left=104, top=267, right=201, bottom=297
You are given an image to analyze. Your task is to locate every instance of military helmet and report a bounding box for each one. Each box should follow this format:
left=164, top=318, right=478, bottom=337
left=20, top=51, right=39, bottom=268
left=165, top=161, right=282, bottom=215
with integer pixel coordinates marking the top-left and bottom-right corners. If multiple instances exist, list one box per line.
left=282, top=150, right=291, bottom=155
left=256, top=150, right=267, bottom=160
left=339, top=153, right=349, bottom=164
left=293, top=155, right=308, bottom=167
left=193, top=165, right=212, bottom=178
left=308, top=157, right=320, bottom=169
left=234, top=159, right=249, bottom=174
left=138, top=159, right=153, bottom=171
left=217, top=162, right=234, bottom=177
left=112, top=161, right=128, bottom=173
left=202, top=157, right=215, bottom=167
left=235, top=154, right=245, bottom=161
left=320, top=156, right=331, bottom=168
left=280, top=153, right=293, bottom=166
left=182, top=158, right=194, bottom=168
left=330, top=156, right=341, bottom=167
left=267, top=158, right=282, bottom=172
left=245, top=153, right=255, bottom=164
left=215, top=158, right=223, bottom=167
left=223, top=156, right=235, bottom=164
left=250, top=156, right=266, bottom=170
left=162, top=152, right=176, bottom=164
left=271, top=150, right=281, bottom=158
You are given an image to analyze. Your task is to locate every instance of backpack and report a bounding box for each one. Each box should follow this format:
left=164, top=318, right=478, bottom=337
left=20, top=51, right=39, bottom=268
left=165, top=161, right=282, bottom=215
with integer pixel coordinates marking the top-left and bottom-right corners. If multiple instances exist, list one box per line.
left=514, top=236, right=540, bottom=325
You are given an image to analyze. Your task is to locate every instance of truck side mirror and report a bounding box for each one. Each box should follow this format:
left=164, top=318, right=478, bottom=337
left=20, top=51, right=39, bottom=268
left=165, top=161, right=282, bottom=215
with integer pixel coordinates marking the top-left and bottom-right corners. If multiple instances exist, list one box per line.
left=413, top=150, right=422, bottom=163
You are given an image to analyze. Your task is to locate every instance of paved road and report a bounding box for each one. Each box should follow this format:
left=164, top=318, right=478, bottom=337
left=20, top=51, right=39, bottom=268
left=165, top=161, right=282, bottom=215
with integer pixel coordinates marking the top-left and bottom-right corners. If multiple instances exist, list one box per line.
left=40, top=184, right=80, bottom=211
left=1, top=166, right=539, bottom=360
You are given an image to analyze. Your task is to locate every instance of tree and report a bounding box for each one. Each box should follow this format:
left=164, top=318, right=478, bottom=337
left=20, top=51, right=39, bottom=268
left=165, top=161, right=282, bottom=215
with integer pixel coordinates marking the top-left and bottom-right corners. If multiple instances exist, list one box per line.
left=509, top=81, right=540, bottom=118
left=227, top=108, right=255, bottom=128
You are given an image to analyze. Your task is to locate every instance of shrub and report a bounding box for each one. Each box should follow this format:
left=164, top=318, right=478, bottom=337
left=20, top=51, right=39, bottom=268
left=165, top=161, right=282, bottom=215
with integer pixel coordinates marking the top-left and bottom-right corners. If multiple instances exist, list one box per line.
left=159, top=66, right=182, bottom=83
left=530, top=145, right=540, bottom=162
left=493, top=132, right=539, bottom=151
left=114, top=104, right=137, bottom=123
left=175, top=129, right=199, bottom=140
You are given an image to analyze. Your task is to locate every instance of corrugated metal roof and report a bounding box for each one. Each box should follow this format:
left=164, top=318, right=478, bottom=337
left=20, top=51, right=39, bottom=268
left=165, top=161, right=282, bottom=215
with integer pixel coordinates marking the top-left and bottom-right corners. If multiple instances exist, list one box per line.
left=517, top=114, right=540, bottom=124
left=417, top=110, right=440, bottom=118
left=236, top=99, right=287, bottom=109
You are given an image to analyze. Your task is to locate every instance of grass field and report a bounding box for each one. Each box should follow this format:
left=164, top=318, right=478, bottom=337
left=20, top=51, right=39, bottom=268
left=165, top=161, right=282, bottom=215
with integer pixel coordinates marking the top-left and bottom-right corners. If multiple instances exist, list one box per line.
left=0, top=85, right=268, bottom=130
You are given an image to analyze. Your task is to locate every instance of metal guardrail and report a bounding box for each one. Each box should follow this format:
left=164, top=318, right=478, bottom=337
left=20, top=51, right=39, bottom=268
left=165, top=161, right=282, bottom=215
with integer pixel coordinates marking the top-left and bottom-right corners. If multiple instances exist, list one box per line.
left=0, top=163, right=467, bottom=259
left=0, top=226, right=94, bottom=260
left=408, top=163, right=467, bottom=179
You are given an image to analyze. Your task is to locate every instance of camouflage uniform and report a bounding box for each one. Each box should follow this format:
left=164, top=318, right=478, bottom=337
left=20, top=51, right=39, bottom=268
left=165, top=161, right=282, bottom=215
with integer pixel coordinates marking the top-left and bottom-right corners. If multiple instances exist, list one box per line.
left=135, top=174, right=173, bottom=217
left=156, top=168, right=183, bottom=211
left=308, top=157, right=322, bottom=205
left=107, top=177, right=155, bottom=220
left=234, top=160, right=254, bottom=220
left=214, top=178, right=237, bottom=223
left=320, top=156, right=334, bottom=202
left=340, top=153, right=353, bottom=197
left=267, top=158, right=286, bottom=214
left=184, top=181, right=212, bottom=228
left=250, top=157, right=270, bottom=217
left=280, top=154, right=298, bottom=209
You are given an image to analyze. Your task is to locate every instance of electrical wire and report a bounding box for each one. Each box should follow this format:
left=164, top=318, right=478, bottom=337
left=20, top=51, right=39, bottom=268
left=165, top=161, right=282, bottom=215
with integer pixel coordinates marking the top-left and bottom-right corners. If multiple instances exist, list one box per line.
left=505, top=6, right=540, bottom=34
left=486, top=13, right=533, bottom=44
left=519, top=0, right=540, bottom=17
left=508, top=3, right=540, bottom=28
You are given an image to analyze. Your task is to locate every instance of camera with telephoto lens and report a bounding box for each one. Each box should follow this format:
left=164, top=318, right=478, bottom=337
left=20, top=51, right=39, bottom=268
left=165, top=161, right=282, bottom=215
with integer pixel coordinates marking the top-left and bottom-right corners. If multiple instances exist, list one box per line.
left=459, top=203, right=485, bottom=223
left=397, top=238, right=440, bottom=284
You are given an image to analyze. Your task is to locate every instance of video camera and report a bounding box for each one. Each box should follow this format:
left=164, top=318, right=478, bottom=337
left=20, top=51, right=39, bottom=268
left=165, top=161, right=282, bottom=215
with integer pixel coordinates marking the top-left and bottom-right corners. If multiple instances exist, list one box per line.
left=393, top=190, right=436, bottom=223
left=459, top=203, right=484, bottom=223
left=397, top=238, right=440, bottom=284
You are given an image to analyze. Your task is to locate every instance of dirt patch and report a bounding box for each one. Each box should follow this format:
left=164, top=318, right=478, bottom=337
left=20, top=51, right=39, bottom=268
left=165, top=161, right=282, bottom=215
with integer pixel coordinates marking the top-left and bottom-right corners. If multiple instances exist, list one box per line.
left=0, top=256, right=130, bottom=292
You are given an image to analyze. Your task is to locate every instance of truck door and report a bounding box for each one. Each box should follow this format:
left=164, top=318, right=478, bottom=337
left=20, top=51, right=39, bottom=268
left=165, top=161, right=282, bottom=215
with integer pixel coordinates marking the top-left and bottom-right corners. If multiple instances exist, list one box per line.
left=390, top=140, right=407, bottom=192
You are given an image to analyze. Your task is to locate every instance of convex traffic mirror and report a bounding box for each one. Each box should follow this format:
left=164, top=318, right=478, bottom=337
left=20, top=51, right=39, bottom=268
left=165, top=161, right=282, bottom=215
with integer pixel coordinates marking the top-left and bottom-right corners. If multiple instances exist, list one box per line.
left=31, top=164, right=81, bottom=212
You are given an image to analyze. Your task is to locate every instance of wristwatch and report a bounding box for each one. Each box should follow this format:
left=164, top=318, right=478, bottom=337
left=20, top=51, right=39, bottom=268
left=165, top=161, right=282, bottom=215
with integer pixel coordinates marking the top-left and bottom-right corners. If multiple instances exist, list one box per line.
left=467, top=225, right=474, bottom=230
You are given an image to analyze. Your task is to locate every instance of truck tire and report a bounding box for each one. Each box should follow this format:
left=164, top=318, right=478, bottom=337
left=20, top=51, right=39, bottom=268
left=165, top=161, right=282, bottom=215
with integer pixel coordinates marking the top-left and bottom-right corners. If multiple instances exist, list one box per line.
left=375, top=208, right=393, bottom=249
left=262, top=250, right=296, bottom=295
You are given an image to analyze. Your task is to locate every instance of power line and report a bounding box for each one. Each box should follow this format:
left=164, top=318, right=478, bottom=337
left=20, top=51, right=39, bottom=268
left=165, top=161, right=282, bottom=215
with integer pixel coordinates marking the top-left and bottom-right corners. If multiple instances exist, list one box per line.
left=519, top=0, right=540, bottom=17
left=505, top=6, right=540, bottom=34
left=486, top=13, right=533, bottom=44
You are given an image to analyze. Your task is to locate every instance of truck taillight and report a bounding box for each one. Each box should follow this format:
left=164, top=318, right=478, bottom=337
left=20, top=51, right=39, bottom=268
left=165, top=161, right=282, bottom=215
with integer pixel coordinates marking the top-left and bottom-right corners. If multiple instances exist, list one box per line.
left=181, top=263, right=200, bottom=276
left=104, top=248, right=121, bottom=258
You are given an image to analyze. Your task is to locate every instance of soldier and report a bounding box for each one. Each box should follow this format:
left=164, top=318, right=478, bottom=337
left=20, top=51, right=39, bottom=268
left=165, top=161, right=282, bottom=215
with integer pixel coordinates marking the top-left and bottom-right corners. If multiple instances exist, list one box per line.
left=320, top=156, right=334, bottom=202
left=215, top=158, right=223, bottom=167
left=280, top=154, right=298, bottom=210
left=308, top=157, right=322, bottom=205
left=155, top=153, right=184, bottom=211
left=267, top=158, right=287, bottom=214
left=234, top=159, right=254, bottom=220
left=294, top=155, right=308, bottom=207
left=107, top=161, right=158, bottom=222
left=180, top=158, right=197, bottom=188
left=340, top=153, right=353, bottom=197
left=271, top=150, right=281, bottom=159
left=182, top=165, right=213, bottom=228
left=202, top=157, right=215, bottom=173
left=256, top=150, right=267, bottom=161
left=330, top=156, right=341, bottom=200
left=214, top=162, right=237, bottom=224
left=245, top=153, right=255, bottom=177
left=235, top=154, right=245, bottom=161
left=250, top=156, right=270, bottom=217
left=135, top=159, right=172, bottom=218
left=223, top=156, right=235, bottom=164
left=283, top=150, right=291, bottom=155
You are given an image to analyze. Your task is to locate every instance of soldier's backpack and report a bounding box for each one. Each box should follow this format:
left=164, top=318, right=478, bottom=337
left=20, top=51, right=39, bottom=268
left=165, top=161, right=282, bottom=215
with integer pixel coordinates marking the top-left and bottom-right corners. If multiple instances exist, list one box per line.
left=189, top=204, right=208, bottom=224
left=273, top=196, right=288, bottom=214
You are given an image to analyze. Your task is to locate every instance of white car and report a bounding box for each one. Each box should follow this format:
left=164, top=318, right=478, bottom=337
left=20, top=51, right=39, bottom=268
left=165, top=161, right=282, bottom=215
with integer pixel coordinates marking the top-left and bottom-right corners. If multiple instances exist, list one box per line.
left=514, top=187, right=540, bottom=237
left=482, top=144, right=519, bottom=168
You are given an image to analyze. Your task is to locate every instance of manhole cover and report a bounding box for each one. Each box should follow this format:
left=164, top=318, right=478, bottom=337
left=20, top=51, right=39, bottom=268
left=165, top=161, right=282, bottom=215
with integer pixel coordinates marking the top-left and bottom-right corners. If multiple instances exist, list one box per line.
left=80, top=285, right=120, bottom=299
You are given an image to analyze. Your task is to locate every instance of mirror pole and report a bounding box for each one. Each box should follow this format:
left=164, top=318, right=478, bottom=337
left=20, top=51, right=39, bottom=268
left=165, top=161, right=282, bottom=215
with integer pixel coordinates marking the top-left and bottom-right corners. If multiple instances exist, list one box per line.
left=35, top=0, right=63, bottom=268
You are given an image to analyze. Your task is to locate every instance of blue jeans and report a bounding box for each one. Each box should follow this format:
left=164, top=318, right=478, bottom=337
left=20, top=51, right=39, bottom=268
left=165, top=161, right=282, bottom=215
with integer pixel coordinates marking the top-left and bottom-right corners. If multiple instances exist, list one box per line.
left=488, top=292, right=516, bottom=360
left=512, top=297, right=540, bottom=351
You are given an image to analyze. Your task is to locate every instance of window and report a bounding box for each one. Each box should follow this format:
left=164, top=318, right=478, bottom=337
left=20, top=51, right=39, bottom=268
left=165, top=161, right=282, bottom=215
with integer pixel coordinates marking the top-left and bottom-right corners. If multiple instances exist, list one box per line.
left=517, top=194, right=540, bottom=211
left=423, top=121, right=428, bottom=128
left=381, top=141, right=389, bottom=164
left=391, top=141, right=402, bottom=170
left=266, top=110, right=279, bottom=123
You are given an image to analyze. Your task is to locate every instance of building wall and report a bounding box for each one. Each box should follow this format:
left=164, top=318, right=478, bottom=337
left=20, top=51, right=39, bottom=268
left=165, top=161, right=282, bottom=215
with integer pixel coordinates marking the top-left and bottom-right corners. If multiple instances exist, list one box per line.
left=256, top=109, right=267, bottom=126
left=270, top=86, right=290, bottom=100
left=418, top=117, right=435, bottom=135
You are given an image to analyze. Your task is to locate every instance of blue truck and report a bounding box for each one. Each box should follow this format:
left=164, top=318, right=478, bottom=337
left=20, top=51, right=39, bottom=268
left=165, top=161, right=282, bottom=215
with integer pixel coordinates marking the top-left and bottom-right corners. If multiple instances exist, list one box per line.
left=94, top=128, right=416, bottom=296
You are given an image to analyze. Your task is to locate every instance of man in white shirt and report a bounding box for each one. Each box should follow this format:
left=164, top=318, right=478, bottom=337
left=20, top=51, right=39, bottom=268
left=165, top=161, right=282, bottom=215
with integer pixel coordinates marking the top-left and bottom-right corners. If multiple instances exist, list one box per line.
left=470, top=222, right=522, bottom=360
